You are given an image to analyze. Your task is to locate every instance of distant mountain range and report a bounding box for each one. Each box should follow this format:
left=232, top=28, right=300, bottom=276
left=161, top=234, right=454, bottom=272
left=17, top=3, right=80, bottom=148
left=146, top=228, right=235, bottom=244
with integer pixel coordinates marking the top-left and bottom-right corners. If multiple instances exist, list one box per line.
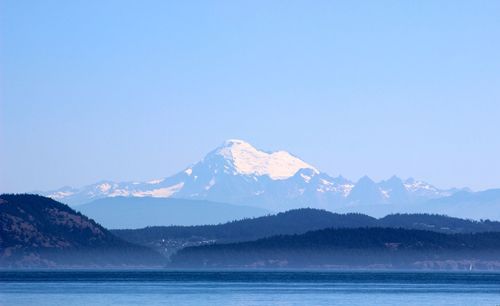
left=77, top=197, right=268, bottom=229
left=0, top=194, right=164, bottom=267
left=41, top=139, right=500, bottom=219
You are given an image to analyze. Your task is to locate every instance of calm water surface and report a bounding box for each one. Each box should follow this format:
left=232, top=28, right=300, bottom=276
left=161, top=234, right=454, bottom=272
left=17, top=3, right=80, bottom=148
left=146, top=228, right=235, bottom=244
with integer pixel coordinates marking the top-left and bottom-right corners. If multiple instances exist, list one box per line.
left=0, top=270, right=499, bottom=305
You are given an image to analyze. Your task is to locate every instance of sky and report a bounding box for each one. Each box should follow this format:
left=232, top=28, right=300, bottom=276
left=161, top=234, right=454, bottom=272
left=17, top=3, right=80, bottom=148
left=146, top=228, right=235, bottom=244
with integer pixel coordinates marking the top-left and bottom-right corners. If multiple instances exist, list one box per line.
left=1, top=0, right=499, bottom=193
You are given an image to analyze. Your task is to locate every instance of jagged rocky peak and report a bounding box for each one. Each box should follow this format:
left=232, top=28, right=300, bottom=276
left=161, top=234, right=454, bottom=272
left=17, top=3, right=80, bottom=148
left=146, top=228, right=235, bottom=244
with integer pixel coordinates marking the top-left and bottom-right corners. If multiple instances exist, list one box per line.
left=356, top=175, right=377, bottom=186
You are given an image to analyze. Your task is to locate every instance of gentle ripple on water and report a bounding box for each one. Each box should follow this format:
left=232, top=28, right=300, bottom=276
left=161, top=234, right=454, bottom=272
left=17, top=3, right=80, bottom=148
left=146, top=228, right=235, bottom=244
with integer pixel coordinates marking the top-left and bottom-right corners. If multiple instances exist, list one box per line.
left=0, top=271, right=499, bottom=306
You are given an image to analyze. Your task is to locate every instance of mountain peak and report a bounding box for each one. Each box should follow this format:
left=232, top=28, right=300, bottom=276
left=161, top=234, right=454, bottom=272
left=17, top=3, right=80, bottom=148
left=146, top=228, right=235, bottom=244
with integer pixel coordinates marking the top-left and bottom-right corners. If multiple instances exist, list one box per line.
left=214, top=139, right=318, bottom=180
left=385, top=175, right=403, bottom=184
left=40, top=140, right=463, bottom=210
left=358, top=175, right=375, bottom=184
left=222, top=139, right=249, bottom=146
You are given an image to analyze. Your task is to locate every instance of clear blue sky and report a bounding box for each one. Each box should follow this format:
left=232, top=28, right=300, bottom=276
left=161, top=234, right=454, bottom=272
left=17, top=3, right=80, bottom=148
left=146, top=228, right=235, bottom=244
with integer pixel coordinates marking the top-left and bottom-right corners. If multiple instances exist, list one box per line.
left=1, top=1, right=499, bottom=193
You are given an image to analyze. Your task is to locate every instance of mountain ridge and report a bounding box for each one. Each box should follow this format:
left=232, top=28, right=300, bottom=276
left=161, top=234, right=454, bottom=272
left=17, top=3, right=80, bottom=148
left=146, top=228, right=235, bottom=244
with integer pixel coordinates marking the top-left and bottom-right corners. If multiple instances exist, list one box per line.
left=40, top=140, right=489, bottom=214
left=77, top=197, right=269, bottom=229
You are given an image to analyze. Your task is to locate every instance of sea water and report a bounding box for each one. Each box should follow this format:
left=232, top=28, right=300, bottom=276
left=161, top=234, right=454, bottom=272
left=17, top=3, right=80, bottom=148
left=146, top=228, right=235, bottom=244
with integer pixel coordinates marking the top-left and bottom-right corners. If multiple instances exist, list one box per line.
left=0, top=270, right=499, bottom=306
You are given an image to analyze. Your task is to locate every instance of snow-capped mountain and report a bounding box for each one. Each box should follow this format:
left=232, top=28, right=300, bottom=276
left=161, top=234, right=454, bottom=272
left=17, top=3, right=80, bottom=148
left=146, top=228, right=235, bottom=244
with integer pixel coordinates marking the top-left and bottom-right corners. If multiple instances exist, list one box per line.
left=42, top=139, right=459, bottom=210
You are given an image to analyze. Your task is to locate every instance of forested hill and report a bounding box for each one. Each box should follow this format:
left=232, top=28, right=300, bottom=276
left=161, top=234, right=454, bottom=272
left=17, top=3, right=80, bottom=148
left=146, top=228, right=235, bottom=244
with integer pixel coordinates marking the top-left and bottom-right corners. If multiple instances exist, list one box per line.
left=378, top=213, right=500, bottom=232
left=113, top=208, right=377, bottom=243
left=112, top=208, right=500, bottom=257
left=169, top=227, right=500, bottom=269
left=0, top=194, right=165, bottom=267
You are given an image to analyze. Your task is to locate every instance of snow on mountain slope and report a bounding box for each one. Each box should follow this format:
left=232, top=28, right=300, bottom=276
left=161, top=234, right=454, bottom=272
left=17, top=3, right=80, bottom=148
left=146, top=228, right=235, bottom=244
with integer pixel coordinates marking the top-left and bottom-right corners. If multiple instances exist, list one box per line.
left=42, top=139, right=463, bottom=210
left=216, top=139, right=318, bottom=179
left=403, top=178, right=454, bottom=198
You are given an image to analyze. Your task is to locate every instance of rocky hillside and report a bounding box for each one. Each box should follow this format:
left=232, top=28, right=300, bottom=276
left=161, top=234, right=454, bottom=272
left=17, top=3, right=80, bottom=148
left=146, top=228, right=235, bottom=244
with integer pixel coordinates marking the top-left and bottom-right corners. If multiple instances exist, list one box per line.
left=0, top=194, right=164, bottom=267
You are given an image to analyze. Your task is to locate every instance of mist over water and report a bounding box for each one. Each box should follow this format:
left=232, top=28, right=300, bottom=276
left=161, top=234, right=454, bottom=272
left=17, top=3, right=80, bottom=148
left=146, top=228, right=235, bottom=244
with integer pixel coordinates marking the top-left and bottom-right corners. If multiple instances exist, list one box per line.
left=1, top=271, right=499, bottom=306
